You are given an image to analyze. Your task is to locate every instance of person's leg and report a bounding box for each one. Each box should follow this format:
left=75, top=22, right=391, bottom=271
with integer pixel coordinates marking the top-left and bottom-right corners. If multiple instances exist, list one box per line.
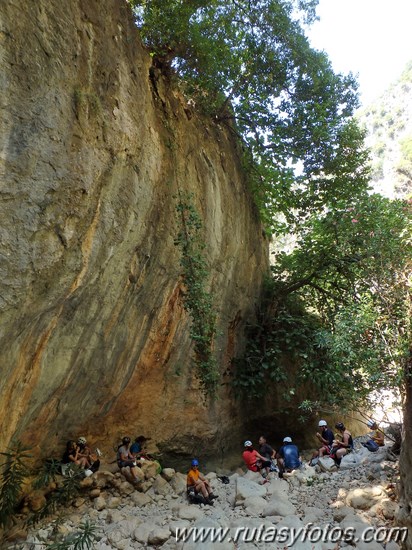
left=194, top=480, right=209, bottom=499
left=335, top=448, right=347, bottom=467
left=263, top=460, right=271, bottom=479
left=130, top=465, right=141, bottom=482
left=277, top=458, right=285, bottom=478
left=76, top=457, right=89, bottom=468
left=205, top=482, right=218, bottom=499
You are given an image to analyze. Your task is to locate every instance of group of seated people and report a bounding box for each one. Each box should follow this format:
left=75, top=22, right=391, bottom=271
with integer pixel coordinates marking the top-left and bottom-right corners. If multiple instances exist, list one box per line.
left=63, top=420, right=384, bottom=492
left=62, top=434, right=153, bottom=482
left=312, top=418, right=384, bottom=466
left=62, top=437, right=101, bottom=475
left=242, top=435, right=301, bottom=480
left=311, top=420, right=354, bottom=467
left=242, top=419, right=384, bottom=479
left=116, top=435, right=153, bottom=485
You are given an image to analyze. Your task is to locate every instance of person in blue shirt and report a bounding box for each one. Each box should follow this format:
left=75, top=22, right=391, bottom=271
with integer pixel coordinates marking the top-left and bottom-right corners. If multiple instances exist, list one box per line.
left=130, top=435, right=150, bottom=457
left=277, top=437, right=301, bottom=478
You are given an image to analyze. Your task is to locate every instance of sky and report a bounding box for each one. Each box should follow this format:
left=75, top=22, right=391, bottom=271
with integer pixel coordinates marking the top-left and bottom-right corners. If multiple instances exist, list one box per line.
left=305, top=0, right=412, bottom=107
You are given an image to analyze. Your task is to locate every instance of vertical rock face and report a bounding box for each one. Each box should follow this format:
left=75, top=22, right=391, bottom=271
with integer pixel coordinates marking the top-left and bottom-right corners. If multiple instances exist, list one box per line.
left=0, top=0, right=268, bottom=463
left=399, top=373, right=412, bottom=549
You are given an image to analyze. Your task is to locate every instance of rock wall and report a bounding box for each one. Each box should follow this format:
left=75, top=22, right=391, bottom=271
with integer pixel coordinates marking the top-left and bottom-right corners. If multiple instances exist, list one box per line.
left=0, top=0, right=268, bottom=466
left=399, top=362, right=412, bottom=548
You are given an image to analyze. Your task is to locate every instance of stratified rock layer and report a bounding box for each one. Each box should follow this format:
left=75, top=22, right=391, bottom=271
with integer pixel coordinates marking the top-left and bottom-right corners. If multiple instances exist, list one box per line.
left=0, top=0, right=268, bottom=463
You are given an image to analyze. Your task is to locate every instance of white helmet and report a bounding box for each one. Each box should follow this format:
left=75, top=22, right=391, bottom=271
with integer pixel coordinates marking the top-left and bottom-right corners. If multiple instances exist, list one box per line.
left=77, top=436, right=87, bottom=445
left=244, top=440, right=253, bottom=447
left=283, top=436, right=292, bottom=443
left=367, top=419, right=375, bottom=428
left=318, top=420, right=327, bottom=427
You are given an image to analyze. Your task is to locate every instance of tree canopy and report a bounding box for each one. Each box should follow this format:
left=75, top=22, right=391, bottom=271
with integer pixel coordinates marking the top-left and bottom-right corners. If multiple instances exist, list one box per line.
left=131, top=0, right=370, bottom=232
left=131, top=1, right=411, bottom=411
left=235, top=195, right=412, bottom=413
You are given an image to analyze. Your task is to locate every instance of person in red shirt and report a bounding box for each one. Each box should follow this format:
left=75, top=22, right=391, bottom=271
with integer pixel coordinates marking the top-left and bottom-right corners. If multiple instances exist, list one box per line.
left=242, top=440, right=271, bottom=481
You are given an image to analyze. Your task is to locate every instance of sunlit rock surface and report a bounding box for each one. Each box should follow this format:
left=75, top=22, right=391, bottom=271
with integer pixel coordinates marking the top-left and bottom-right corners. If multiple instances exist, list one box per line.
left=0, top=0, right=268, bottom=464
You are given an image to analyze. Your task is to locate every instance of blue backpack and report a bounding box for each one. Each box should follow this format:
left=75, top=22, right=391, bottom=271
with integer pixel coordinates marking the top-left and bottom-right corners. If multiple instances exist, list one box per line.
left=364, top=439, right=380, bottom=452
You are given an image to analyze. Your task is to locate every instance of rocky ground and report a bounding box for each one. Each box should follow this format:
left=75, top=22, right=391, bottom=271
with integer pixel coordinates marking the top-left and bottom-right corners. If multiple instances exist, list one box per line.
left=5, top=439, right=403, bottom=550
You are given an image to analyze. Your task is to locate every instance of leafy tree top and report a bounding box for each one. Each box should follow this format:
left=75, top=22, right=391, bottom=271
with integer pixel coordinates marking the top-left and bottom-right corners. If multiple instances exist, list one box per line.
left=131, top=0, right=371, bottom=232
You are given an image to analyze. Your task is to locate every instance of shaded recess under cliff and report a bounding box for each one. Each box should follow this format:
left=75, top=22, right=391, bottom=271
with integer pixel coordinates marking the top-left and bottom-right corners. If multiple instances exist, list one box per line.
left=0, top=0, right=269, bottom=464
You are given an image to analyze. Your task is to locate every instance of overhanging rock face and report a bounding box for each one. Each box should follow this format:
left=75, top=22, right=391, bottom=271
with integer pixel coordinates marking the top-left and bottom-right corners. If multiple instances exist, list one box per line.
left=0, top=0, right=268, bottom=463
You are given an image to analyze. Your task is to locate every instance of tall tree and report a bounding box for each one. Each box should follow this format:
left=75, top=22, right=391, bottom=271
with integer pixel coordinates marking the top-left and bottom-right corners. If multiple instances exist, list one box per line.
left=132, top=0, right=370, bottom=232
left=236, top=195, right=412, bottom=412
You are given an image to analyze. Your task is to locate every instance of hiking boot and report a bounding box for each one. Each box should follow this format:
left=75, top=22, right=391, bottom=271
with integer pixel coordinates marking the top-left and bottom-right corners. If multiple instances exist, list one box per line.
left=205, top=497, right=214, bottom=505
left=209, top=493, right=218, bottom=500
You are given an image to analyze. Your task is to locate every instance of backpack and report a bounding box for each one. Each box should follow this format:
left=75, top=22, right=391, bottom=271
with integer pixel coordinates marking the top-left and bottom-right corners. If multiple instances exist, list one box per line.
left=218, top=475, right=230, bottom=484
left=364, top=439, right=380, bottom=452
left=187, top=488, right=207, bottom=505
left=269, top=459, right=279, bottom=472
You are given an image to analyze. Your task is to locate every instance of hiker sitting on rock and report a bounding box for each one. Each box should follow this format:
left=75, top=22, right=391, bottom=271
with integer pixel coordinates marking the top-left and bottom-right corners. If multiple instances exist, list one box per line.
left=258, top=435, right=276, bottom=477
left=130, top=435, right=151, bottom=459
left=186, top=459, right=217, bottom=505
left=77, top=436, right=101, bottom=473
left=277, top=437, right=302, bottom=478
left=117, top=436, right=141, bottom=485
left=242, top=440, right=272, bottom=481
left=311, top=420, right=334, bottom=464
left=62, top=440, right=91, bottom=469
left=331, top=422, right=353, bottom=466
left=362, top=419, right=385, bottom=452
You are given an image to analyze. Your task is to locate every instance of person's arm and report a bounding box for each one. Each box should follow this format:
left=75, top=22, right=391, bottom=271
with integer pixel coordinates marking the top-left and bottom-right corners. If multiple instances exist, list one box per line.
left=339, top=433, right=350, bottom=448
left=199, top=472, right=211, bottom=486
left=255, top=451, right=267, bottom=461
left=68, top=447, right=79, bottom=462
left=77, top=446, right=90, bottom=459
left=372, top=430, right=384, bottom=445
left=120, top=447, right=131, bottom=461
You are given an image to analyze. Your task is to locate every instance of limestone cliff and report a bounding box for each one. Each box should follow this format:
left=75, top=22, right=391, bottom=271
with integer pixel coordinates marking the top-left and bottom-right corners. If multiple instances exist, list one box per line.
left=0, top=0, right=268, bottom=466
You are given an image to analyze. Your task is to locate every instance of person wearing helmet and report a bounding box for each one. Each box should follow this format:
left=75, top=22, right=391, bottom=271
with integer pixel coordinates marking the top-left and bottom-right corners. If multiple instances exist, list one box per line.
left=277, top=437, right=301, bottom=478
left=62, top=440, right=91, bottom=470
left=367, top=420, right=384, bottom=447
left=310, top=420, right=335, bottom=465
left=117, top=437, right=141, bottom=485
left=77, top=436, right=101, bottom=474
left=362, top=419, right=384, bottom=451
left=242, top=441, right=271, bottom=481
left=77, top=437, right=91, bottom=460
left=186, top=459, right=217, bottom=505
left=330, top=423, right=354, bottom=466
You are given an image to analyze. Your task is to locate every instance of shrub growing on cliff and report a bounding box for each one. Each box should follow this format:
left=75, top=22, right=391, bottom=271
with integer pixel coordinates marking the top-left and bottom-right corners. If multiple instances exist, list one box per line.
left=131, top=0, right=370, bottom=233
left=174, top=193, right=219, bottom=395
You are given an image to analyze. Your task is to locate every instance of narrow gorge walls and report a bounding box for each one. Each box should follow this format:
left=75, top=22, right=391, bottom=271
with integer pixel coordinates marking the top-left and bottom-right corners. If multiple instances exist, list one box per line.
left=0, top=0, right=268, bottom=463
